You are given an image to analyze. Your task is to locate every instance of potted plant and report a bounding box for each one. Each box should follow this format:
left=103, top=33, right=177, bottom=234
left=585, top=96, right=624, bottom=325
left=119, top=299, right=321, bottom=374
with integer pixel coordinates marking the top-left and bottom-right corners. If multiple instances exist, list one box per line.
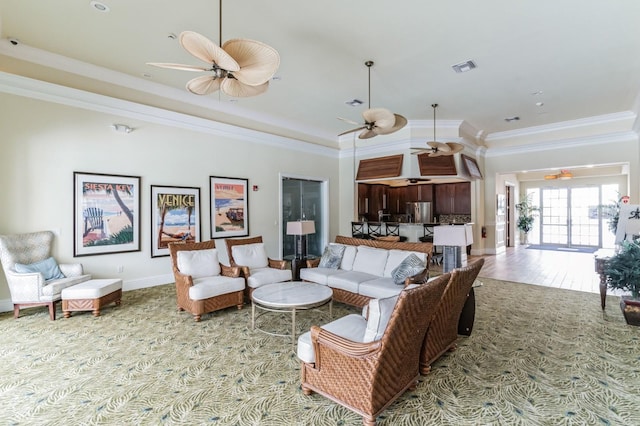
left=604, top=239, right=640, bottom=326
left=515, top=194, right=539, bottom=245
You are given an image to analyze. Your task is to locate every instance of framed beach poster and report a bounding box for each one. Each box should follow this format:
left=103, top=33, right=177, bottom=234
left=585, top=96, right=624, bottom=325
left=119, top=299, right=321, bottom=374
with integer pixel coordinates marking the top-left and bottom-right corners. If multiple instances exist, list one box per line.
left=210, top=176, right=249, bottom=239
left=150, top=185, right=201, bottom=257
left=74, top=172, right=141, bottom=257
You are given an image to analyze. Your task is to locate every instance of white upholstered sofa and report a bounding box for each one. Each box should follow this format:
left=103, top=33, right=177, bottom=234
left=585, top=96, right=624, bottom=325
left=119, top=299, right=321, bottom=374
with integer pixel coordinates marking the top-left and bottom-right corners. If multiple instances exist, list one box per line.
left=300, top=236, right=432, bottom=307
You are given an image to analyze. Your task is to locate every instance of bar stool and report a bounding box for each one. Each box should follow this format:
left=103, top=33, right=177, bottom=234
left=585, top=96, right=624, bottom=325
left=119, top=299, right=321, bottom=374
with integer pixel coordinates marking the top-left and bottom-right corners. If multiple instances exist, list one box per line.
left=366, top=222, right=384, bottom=239
left=385, top=222, right=407, bottom=242
left=419, top=224, right=441, bottom=265
left=351, top=222, right=367, bottom=239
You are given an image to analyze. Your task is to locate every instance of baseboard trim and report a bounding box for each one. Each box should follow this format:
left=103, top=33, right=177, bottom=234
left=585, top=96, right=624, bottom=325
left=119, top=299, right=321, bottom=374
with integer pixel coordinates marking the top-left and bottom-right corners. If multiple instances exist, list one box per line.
left=0, top=274, right=175, bottom=313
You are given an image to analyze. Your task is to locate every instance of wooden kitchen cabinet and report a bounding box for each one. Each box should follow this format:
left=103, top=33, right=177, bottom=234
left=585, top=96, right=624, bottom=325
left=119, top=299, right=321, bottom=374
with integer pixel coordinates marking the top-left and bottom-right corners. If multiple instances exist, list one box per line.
left=435, top=182, right=471, bottom=215
left=417, top=184, right=433, bottom=202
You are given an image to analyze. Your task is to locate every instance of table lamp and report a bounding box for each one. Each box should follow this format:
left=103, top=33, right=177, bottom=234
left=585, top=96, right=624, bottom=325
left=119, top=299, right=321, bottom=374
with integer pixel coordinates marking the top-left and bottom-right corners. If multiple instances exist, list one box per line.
left=433, top=224, right=473, bottom=273
left=286, top=220, right=316, bottom=259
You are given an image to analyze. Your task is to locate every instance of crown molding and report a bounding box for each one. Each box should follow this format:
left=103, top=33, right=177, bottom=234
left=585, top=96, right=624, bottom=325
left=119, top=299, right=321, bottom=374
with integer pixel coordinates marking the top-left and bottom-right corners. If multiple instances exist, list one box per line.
left=483, top=130, right=637, bottom=158
left=0, top=38, right=338, bottom=144
left=0, top=71, right=338, bottom=159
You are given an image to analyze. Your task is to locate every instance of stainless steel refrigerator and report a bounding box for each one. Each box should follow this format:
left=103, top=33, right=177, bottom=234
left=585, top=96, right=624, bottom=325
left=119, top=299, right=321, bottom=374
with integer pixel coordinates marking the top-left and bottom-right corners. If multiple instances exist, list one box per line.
left=406, top=202, right=432, bottom=223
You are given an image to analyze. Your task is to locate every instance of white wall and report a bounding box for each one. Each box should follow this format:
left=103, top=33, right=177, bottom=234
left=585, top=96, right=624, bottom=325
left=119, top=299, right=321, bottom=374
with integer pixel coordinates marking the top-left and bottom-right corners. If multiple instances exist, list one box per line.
left=0, top=92, right=340, bottom=305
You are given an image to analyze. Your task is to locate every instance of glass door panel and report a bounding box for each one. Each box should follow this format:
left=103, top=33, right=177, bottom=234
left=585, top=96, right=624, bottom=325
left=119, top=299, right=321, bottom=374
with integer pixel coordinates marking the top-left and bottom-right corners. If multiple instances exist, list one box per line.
left=541, top=188, right=568, bottom=245
left=282, top=178, right=324, bottom=258
left=570, top=187, right=600, bottom=247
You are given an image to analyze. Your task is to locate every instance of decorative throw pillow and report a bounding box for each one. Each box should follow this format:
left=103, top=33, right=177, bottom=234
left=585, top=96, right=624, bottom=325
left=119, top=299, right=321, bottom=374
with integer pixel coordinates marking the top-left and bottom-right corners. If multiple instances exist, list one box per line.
left=318, top=244, right=345, bottom=269
left=177, top=248, right=221, bottom=279
left=14, top=257, right=65, bottom=281
left=363, top=295, right=399, bottom=342
left=391, top=253, right=426, bottom=285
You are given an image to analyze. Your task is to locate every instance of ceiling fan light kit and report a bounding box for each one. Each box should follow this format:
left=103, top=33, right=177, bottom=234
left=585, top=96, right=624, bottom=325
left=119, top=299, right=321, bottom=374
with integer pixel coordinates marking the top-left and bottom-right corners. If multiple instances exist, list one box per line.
left=147, top=0, right=279, bottom=98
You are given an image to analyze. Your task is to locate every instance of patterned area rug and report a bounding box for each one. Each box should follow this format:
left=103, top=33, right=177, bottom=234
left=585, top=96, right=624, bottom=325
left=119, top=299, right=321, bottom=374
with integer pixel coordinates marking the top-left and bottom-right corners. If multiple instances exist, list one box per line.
left=0, top=278, right=639, bottom=425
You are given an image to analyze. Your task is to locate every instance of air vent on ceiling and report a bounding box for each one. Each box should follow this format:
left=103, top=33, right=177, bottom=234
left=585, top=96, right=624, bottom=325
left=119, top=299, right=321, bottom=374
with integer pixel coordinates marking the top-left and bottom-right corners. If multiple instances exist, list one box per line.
left=452, top=60, right=477, bottom=73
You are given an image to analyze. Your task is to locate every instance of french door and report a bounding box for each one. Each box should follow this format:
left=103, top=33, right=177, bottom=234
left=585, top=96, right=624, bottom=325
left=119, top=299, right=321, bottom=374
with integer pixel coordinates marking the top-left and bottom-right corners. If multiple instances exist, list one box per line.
left=539, top=187, right=601, bottom=248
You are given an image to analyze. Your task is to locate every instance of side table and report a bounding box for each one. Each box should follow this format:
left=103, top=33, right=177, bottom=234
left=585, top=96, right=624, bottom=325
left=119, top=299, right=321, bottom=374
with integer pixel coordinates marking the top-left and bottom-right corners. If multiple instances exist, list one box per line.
left=284, top=255, right=317, bottom=281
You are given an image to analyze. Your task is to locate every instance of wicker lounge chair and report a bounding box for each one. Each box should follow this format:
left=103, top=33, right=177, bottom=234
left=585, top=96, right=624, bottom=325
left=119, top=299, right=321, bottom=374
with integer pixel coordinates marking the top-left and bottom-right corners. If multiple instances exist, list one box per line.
left=168, top=240, right=245, bottom=322
left=419, top=258, right=484, bottom=374
left=299, top=273, right=450, bottom=426
left=224, top=235, right=291, bottom=299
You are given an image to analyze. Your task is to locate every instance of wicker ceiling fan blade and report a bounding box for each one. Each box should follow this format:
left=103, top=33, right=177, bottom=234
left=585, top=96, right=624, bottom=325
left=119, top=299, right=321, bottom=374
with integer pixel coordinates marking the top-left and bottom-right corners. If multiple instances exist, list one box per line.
left=427, top=141, right=450, bottom=151
left=180, top=31, right=240, bottom=71
left=146, top=62, right=209, bottom=72
left=186, top=75, right=221, bottom=95
left=359, top=128, right=378, bottom=139
left=445, top=142, right=465, bottom=154
left=338, top=125, right=366, bottom=136
left=220, top=79, right=269, bottom=97
left=337, top=117, right=361, bottom=126
left=223, top=38, right=280, bottom=86
left=375, top=114, right=407, bottom=135
left=362, top=108, right=395, bottom=130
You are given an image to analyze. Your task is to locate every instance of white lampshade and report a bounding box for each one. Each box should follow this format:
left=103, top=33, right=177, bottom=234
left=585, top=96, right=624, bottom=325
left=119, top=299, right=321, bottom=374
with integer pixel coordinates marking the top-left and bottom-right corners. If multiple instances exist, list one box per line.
left=286, top=220, right=315, bottom=236
left=434, top=224, right=473, bottom=246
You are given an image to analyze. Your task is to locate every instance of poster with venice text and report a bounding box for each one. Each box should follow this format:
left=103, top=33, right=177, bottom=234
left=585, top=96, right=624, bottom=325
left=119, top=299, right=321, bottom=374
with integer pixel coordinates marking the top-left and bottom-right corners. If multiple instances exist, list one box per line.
left=151, top=185, right=201, bottom=257
left=74, top=172, right=141, bottom=256
left=210, top=176, right=248, bottom=239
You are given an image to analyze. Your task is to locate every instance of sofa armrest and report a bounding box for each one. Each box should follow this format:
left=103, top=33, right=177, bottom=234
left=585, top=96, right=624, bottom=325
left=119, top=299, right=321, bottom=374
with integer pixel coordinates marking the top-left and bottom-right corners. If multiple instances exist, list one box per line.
left=310, top=326, right=381, bottom=369
left=306, top=258, right=321, bottom=268
left=59, top=263, right=84, bottom=277
left=6, top=270, right=46, bottom=301
left=405, top=268, right=430, bottom=286
left=221, top=264, right=241, bottom=278
left=268, top=258, right=287, bottom=270
left=172, top=268, right=193, bottom=290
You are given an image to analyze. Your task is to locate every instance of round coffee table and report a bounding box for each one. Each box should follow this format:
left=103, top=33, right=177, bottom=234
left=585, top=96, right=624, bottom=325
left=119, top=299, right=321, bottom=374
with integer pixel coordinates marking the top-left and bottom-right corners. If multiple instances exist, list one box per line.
left=251, top=281, right=333, bottom=346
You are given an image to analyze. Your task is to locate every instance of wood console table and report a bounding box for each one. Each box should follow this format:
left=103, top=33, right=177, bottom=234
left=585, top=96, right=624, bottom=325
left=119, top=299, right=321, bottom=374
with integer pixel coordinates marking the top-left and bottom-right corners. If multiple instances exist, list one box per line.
left=594, top=249, right=615, bottom=310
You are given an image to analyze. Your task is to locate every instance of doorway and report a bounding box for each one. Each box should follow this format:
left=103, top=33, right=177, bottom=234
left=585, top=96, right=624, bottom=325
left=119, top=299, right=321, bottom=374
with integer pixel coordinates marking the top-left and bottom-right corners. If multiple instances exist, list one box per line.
left=280, top=175, right=328, bottom=258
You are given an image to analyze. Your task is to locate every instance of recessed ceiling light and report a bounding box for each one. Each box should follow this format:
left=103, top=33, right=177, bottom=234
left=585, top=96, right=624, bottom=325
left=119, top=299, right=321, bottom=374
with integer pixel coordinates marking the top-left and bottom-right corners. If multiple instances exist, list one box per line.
left=535, top=102, right=544, bottom=107
left=504, top=116, right=520, bottom=122
left=167, top=33, right=177, bottom=40
left=531, top=90, right=543, bottom=95
left=345, top=99, right=363, bottom=107
left=90, top=1, right=110, bottom=12
left=451, top=60, right=477, bottom=73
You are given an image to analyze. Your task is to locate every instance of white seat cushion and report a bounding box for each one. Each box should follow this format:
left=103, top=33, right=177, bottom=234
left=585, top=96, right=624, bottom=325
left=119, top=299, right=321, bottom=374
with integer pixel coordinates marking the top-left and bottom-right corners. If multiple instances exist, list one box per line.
left=61, top=278, right=122, bottom=299
left=231, top=243, right=269, bottom=269
left=358, top=278, right=403, bottom=300
left=177, top=249, right=221, bottom=278
left=41, top=274, right=92, bottom=299
left=297, top=314, right=367, bottom=363
left=189, top=276, right=245, bottom=300
left=327, top=271, right=377, bottom=293
left=383, top=250, right=427, bottom=277
left=363, top=295, right=398, bottom=342
left=299, top=267, right=345, bottom=285
left=246, top=267, right=292, bottom=289
left=352, top=246, right=388, bottom=277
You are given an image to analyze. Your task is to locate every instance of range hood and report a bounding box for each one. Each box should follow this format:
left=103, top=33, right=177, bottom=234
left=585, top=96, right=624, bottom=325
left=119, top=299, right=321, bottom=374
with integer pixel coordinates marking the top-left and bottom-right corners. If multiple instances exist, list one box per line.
left=356, top=152, right=481, bottom=186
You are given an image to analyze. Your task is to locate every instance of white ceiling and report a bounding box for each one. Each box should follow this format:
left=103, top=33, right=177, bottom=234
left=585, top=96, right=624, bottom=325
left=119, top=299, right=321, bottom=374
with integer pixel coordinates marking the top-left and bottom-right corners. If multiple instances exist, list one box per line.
left=1, top=0, right=640, bottom=148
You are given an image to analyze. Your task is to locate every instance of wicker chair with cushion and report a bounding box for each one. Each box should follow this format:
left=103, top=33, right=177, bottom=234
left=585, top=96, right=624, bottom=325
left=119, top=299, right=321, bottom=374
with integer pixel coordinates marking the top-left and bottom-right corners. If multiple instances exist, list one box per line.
left=0, top=230, right=91, bottom=320
left=168, top=240, right=245, bottom=322
left=297, top=273, right=450, bottom=426
left=419, top=258, right=484, bottom=374
left=225, top=236, right=292, bottom=299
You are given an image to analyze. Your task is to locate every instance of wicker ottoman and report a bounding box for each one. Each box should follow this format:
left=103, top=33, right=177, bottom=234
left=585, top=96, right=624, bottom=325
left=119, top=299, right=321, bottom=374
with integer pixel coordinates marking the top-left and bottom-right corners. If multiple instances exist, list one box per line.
left=62, top=278, right=122, bottom=318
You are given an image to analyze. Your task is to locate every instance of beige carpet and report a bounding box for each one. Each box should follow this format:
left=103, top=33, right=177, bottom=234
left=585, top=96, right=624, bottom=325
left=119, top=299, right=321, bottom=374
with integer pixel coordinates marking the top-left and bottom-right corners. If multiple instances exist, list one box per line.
left=0, top=277, right=638, bottom=425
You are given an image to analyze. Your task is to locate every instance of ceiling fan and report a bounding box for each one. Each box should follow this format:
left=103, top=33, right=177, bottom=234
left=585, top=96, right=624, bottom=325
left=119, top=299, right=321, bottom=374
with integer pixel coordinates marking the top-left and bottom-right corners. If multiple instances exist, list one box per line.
left=146, top=0, right=279, bottom=98
left=338, top=61, right=407, bottom=139
left=412, top=104, right=464, bottom=156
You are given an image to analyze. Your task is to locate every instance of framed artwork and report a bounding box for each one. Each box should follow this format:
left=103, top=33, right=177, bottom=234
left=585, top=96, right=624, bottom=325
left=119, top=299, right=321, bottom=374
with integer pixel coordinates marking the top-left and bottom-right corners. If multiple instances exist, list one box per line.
left=461, top=154, right=483, bottom=180
left=74, top=172, right=141, bottom=257
left=210, top=176, right=249, bottom=239
left=150, top=185, right=201, bottom=257
left=497, top=194, right=506, bottom=216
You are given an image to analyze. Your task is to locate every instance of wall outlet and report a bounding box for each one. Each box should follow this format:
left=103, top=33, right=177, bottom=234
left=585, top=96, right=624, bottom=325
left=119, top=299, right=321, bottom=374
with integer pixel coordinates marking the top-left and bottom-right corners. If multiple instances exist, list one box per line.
left=117, top=266, right=124, bottom=273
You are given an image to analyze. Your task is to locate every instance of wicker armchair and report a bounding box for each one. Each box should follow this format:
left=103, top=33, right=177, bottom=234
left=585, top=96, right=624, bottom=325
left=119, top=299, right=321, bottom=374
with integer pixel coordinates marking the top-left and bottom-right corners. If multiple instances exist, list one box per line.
left=225, top=236, right=291, bottom=299
left=419, top=258, right=484, bottom=374
left=299, top=273, right=450, bottom=426
left=168, top=240, right=245, bottom=322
